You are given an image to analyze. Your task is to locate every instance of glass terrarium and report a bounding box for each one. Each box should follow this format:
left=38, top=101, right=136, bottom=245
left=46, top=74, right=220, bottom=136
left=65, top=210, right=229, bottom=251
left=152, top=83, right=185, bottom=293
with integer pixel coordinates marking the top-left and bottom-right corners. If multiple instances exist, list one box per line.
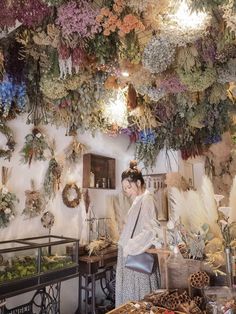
left=0, top=235, right=79, bottom=298
left=204, top=286, right=236, bottom=314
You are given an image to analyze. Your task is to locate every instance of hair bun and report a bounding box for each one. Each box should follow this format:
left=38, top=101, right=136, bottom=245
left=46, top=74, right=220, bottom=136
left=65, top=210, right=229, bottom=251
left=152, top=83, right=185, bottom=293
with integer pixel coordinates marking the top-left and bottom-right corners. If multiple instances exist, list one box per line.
left=129, top=160, right=138, bottom=170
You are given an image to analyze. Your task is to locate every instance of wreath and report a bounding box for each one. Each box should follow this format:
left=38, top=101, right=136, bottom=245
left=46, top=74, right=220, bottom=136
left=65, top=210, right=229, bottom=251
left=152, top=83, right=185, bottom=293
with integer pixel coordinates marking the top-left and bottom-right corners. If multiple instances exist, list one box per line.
left=0, top=123, right=16, bottom=161
left=62, top=183, right=81, bottom=208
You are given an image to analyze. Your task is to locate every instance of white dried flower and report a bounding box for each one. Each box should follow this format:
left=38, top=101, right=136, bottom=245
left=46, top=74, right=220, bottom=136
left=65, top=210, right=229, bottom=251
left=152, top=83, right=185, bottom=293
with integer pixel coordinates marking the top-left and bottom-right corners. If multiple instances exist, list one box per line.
left=4, top=208, right=11, bottom=214
left=1, top=187, right=8, bottom=194
left=137, top=85, right=166, bottom=101
left=222, top=0, right=236, bottom=34
left=35, top=132, right=42, bottom=138
left=142, top=36, right=176, bottom=74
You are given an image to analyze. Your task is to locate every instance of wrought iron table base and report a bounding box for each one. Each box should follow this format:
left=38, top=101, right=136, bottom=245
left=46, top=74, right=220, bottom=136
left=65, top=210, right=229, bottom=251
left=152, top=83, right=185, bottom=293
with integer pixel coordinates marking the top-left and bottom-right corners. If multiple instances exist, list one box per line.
left=0, top=282, right=61, bottom=314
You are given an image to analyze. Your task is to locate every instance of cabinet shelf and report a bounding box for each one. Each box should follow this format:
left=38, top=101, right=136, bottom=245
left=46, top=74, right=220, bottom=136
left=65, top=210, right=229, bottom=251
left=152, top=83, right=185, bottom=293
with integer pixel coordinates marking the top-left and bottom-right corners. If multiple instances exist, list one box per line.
left=83, top=153, right=116, bottom=189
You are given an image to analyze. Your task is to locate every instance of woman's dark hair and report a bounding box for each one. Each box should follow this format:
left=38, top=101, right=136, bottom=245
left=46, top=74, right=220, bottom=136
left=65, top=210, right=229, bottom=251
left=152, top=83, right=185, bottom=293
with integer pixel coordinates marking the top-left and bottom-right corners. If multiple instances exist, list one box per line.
left=121, top=160, right=145, bottom=186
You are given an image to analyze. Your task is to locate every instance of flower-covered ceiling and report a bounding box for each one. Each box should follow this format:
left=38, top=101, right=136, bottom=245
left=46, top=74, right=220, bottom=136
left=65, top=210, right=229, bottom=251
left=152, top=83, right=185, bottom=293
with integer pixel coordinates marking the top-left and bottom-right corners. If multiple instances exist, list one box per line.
left=0, top=0, right=236, bottom=167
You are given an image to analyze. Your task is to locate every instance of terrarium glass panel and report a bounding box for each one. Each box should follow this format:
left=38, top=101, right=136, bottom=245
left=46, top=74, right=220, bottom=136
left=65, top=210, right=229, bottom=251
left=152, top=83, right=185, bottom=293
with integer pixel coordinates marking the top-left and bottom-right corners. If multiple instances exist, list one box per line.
left=40, top=242, right=76, bottom=273
left=0, top=246, right=38, bottom=283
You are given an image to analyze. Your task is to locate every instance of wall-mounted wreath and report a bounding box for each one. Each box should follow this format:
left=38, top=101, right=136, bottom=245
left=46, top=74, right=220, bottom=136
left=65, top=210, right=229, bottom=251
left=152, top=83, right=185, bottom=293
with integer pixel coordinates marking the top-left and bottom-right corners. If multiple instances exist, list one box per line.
left=62, top=183, right=81, bottom=208
left=0, top=123, right=16, bottom=161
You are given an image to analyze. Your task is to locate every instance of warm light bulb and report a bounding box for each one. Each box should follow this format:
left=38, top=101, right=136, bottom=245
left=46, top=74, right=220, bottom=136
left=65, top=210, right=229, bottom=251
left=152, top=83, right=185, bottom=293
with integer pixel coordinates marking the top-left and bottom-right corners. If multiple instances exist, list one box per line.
left=104, top=89, right=128, bottom=128
left=173, top=0, right=207, bottom=29
left=121, top=71, right=129, bottom=77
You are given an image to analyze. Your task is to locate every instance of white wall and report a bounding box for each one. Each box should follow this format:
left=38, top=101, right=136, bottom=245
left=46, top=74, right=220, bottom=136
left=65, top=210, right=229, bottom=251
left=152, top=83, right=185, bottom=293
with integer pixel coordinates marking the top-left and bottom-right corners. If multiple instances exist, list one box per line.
left=0, top=115, right=179, bottom=313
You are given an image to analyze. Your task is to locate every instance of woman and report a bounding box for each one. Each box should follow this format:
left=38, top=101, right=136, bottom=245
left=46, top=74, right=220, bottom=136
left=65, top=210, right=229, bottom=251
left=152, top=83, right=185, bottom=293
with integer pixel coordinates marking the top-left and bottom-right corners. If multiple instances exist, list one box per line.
left=115, top=161, right=160, bottom=306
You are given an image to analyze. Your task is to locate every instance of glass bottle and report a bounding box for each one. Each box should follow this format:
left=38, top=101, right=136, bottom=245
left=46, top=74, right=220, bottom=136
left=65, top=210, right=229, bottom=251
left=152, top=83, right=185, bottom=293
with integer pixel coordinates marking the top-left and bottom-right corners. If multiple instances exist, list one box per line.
left=90, top=172, right=95, bottom=188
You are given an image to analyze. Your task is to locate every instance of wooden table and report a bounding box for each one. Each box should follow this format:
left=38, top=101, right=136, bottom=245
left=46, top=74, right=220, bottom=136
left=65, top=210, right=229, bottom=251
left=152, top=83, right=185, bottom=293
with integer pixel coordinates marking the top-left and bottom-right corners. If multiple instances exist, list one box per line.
left=76, top=245, right=118, bottom=314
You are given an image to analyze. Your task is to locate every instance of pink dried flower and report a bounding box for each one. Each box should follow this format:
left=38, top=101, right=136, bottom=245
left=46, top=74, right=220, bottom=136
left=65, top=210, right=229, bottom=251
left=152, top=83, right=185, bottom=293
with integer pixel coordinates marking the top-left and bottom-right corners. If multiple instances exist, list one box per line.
left=72, top=47, right=87, bottom=68
left=56, top=0, right=100, bottom=38
left=58, top=44, right=71, bottom=60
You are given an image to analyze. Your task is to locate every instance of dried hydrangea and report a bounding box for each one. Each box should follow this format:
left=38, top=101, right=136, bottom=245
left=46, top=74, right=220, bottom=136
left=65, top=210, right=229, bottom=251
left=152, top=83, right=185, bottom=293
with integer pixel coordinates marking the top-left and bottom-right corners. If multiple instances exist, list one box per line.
left=217, top=59, right=236, bottom=83
left=161, top=26, right=209, bottom=47
left=142, top=36, right=176, bottom=74
left=177, top=67, right=217, bottom=92
left=159, top=75, right=187, bottom=94
left=208, top=83, right=228, bottom=104
left=137, top=85, right=166, bottom=102
left=56, top=0, right=99, bottom=38
left=40, top=75, right=69, bottom=100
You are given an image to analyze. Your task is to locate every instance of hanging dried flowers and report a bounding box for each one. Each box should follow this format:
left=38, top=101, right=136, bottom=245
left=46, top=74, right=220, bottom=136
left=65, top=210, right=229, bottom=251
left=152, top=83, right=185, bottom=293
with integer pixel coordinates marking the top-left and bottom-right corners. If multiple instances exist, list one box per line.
left=130, top=105, right=158, bottom=131
left=0, top=78, right=27, bottom=119
left=22, top=180, right=46, bottom=218
left=119, top=32, right=141, bottom=64
left=0, top=1, right=17, bottom=28
left=40, top=75, right=69, bottom=100
left=62, top=183, right=81, bottom=208
left=208, top=83, right=228, bottom=104
left=177, top=66, right=217, bottom=92
left=158, top=75, right=187, bottom=94
left=20, top=128, right=50, bottom=166
left=56, top=0, right=99, bottom=38
left=0, top=167, right=18, bottom=228
left=64, top=138, right=87, bottom=165
left=187, top=0, right=229, bottom=12
left=43, top=158, right=62, bottom=200
left=217, top=59, right=236, bottom=83
left=12, top=0, right=52, bottom=27
left=142, top=36, right=176, bottom=74
left=32, top=24, right=60, bottom=48
left=41, top=211, right=55, bottom=229
left=137, top=85, right=166, bottom=102
left=96, top=0, right=145, bottom=37
left=135, top=129, right=159, bottom=169
left=0, top=123, right=16, bottom=161
left=222, top=0, right=236, bottom=34
left=0, top=50, right=4, bottom=81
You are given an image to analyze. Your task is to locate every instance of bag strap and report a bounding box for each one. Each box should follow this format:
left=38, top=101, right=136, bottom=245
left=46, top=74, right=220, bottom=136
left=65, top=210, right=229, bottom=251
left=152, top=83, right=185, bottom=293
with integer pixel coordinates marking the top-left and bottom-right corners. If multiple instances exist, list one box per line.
left=130, top=201, right=142, bottom=239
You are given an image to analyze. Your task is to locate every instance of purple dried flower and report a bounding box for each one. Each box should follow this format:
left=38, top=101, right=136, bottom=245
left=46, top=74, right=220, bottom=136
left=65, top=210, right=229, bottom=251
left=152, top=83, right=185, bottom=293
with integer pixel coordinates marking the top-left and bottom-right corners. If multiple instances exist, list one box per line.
left=12, top=0, right=52, bottom=27
left=195, top=37, right=216, bottom=63
left=56, top=0, right=100, bottom=38
left=0, top=1, right=17, bottom=28
left=159, top=76, right=187, bottom=94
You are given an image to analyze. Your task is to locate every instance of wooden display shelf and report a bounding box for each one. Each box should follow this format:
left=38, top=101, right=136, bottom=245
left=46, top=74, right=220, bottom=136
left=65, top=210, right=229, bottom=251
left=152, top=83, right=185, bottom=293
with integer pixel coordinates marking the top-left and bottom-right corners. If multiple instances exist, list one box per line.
left=83, top=153, right=116, bottom=189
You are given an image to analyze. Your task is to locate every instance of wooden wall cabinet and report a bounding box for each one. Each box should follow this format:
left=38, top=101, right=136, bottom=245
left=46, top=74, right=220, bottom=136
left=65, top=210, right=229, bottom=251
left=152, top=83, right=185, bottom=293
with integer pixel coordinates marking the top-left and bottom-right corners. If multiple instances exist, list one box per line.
left=83, top=153, right=116, bottom=189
